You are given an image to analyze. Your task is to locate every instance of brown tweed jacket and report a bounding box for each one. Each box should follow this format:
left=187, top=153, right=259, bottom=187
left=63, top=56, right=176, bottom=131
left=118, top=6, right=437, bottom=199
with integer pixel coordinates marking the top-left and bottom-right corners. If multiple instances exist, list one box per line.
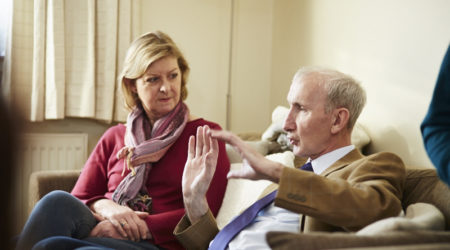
left=174, top=149, right=406, bottom=250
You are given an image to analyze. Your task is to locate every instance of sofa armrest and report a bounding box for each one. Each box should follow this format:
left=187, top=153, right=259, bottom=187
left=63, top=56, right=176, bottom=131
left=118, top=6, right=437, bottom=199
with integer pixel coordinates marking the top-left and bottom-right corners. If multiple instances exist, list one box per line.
left=402, top=168, right=450, bottom=229
left=28, top=169, right=81, bottom=213
left=266, top=231, right=450, bottom=250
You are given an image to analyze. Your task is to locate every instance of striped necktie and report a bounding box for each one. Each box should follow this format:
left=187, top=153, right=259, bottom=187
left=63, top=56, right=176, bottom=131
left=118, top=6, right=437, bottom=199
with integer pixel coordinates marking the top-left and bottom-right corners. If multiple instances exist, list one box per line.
left=208, top=162, right=314, bottom=250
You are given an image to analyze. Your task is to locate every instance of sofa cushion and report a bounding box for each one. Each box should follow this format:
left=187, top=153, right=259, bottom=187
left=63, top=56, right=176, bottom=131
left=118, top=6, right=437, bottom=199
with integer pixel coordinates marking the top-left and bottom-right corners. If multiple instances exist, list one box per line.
left=402, top=168, right=450, bottom=229
left=266, top=231, right=450, bottom=250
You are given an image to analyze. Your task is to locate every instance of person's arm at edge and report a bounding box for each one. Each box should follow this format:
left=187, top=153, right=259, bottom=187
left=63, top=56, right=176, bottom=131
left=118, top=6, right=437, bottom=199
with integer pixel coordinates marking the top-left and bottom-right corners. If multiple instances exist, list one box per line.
left=421, top=45, right=450, bottom=185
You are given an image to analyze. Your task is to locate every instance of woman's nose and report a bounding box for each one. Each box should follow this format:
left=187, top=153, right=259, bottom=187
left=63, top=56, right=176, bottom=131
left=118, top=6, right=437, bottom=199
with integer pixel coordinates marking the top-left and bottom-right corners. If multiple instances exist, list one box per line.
left=160, top=80, right=169, bottom=93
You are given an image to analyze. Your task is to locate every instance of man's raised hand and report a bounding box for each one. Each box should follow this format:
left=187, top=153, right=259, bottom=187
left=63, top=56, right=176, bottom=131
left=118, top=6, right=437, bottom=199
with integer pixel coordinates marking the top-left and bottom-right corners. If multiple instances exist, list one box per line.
left=182, top=125, right=219, bottom=223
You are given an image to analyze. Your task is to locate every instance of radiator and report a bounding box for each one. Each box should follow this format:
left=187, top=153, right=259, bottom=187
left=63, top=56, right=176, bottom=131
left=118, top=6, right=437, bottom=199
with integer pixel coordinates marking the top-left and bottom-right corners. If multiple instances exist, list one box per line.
left=14, top=133, right=88, bottom=234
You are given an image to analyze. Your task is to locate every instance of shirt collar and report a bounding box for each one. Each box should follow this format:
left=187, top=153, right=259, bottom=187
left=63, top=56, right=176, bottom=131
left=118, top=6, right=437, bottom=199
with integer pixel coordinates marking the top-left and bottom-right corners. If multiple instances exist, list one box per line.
left=309, top=145, right=355, bottom=175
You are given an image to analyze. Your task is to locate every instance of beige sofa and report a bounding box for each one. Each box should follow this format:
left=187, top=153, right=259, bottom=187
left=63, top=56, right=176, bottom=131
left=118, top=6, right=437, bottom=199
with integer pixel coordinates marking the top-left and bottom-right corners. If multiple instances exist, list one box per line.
left=29, top=106, right=450, bottom=249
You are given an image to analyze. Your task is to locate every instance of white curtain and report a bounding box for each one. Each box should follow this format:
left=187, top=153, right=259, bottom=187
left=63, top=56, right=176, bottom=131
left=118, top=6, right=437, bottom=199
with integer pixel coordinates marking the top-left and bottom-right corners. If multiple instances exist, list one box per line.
left=2, top=0, right=141, bottom=122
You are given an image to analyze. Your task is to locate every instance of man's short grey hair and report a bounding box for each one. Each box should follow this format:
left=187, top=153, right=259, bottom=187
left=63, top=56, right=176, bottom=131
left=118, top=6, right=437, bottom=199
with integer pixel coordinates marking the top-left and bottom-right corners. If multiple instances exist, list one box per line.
left=293, top=66, right=367, bottom=129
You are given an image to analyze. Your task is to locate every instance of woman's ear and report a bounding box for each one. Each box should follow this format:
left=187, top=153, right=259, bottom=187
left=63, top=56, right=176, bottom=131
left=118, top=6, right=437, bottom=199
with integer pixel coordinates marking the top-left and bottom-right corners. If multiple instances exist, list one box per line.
left=124, top=78, right=137, bottom=93
left=331, top=108, right=350, bottom=134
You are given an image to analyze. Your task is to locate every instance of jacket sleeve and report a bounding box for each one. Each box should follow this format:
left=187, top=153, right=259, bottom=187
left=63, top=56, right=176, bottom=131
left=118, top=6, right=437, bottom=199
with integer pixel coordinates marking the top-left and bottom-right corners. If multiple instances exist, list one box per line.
left=174, top=209, right=219, bottom=250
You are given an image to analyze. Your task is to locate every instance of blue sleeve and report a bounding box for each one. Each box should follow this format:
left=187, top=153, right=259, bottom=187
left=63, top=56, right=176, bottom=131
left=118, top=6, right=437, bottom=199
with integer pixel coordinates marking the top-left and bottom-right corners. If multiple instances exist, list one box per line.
left=421, top=44, right=450, bottom=185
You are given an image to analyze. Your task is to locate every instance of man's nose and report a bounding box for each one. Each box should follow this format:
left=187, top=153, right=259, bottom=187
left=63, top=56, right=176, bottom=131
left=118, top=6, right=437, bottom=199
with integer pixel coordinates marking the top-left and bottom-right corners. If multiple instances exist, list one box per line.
left=283, top=113, right=294, bottom=132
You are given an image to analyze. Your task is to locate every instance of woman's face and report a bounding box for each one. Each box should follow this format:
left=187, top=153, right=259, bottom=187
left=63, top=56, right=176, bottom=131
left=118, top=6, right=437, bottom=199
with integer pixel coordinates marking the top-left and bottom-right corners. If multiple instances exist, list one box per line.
left=133, top=56, right=182, bottom=124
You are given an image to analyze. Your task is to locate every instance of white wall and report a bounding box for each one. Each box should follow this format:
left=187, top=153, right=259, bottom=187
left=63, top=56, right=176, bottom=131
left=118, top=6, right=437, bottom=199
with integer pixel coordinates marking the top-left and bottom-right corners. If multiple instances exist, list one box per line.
left=228, top=0, right=273, bottom=133
left=140, top=0, right=231, bottom=129
left=271, top=0, right=450, bottom=167
left=139, top=0, right=273, bottom=134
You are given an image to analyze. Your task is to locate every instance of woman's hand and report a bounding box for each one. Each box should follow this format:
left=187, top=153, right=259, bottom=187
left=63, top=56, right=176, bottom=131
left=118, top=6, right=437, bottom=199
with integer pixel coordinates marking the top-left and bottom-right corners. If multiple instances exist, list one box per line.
left=182, top=125, right=219, bottom=223
left=90, top=199, right=151, bottom=241
left=89, top=220, right=128, bottom=239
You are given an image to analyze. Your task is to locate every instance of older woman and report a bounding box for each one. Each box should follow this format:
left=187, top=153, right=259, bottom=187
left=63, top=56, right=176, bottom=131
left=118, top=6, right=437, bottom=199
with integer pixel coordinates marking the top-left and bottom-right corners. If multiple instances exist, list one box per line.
left=15, top=31, right=230, bottom=250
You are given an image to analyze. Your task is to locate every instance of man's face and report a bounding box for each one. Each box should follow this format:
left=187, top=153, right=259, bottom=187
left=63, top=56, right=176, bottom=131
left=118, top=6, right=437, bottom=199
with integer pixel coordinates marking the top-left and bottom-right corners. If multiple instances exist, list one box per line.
left=283, top=75, right=334, bottom=159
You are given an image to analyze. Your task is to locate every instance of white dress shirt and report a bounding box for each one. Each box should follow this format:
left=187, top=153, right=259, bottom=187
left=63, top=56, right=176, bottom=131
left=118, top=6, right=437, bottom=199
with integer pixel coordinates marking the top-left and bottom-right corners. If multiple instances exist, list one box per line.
left=227, top=145, right=355, bottom=250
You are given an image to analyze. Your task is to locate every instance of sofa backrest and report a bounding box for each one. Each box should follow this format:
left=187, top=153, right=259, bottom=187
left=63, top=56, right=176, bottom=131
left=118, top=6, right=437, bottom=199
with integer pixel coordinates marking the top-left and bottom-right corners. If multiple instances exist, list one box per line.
left=402, top=168, right=450, bottom=230
left=358, top=117, right=433, bottom=169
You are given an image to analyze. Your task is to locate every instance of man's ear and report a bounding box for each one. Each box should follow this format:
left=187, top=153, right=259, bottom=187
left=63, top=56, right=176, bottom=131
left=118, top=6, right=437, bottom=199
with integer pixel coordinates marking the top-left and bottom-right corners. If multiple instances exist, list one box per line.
left=331, top=108, right=349, bottom=134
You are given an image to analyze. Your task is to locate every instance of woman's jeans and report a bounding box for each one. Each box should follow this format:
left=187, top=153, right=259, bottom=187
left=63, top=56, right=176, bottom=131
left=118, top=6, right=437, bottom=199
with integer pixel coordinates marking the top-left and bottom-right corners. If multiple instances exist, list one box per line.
left=15, top=190, right=161, bottom=250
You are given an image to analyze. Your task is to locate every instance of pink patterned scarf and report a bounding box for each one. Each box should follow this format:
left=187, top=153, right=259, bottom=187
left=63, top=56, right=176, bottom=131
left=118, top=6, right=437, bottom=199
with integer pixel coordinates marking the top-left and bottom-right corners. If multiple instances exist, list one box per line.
left=112, top=102, right=189, bottom=212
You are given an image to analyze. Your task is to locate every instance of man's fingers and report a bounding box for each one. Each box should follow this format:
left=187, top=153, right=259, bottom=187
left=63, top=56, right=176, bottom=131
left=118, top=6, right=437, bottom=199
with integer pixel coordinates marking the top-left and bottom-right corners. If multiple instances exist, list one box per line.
left=227, top=170, right=243, bottom=179
left=212, top=130, right=262, bottom=165
left=203, top=125, right=211, bottom=153
left=210, top=129, right=241, bottom=148
left=195, top=126, right=204, bottom=158
left=210, top=136, right=219, bottom=154
left=187, top=135, right=195, bottom=160
left=209, top=129, right=228, bottom=141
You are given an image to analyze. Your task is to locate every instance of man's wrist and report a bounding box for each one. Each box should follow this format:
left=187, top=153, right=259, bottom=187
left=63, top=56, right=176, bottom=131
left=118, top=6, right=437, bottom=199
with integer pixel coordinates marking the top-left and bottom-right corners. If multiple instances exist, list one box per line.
left=268, top=162, right=284, bottom=183
left=184, top=197, right=208, bottom=224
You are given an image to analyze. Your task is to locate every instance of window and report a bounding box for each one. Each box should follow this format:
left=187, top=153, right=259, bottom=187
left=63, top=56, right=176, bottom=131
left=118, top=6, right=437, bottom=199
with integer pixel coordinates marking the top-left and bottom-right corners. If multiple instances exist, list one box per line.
left=0, top=0, right=12, bottom=57
left=0, top=0, right=12, bottom=85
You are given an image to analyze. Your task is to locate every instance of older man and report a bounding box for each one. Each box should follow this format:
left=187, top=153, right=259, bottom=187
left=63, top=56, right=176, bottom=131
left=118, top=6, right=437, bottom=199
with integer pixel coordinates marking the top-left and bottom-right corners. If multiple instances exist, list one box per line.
left=175, top=67, right=405, bottom=249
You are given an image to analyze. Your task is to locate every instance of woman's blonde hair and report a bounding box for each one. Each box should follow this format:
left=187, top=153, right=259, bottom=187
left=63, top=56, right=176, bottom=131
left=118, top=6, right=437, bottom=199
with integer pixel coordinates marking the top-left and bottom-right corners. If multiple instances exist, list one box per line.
left=119, top=31, right=190, bottom=110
